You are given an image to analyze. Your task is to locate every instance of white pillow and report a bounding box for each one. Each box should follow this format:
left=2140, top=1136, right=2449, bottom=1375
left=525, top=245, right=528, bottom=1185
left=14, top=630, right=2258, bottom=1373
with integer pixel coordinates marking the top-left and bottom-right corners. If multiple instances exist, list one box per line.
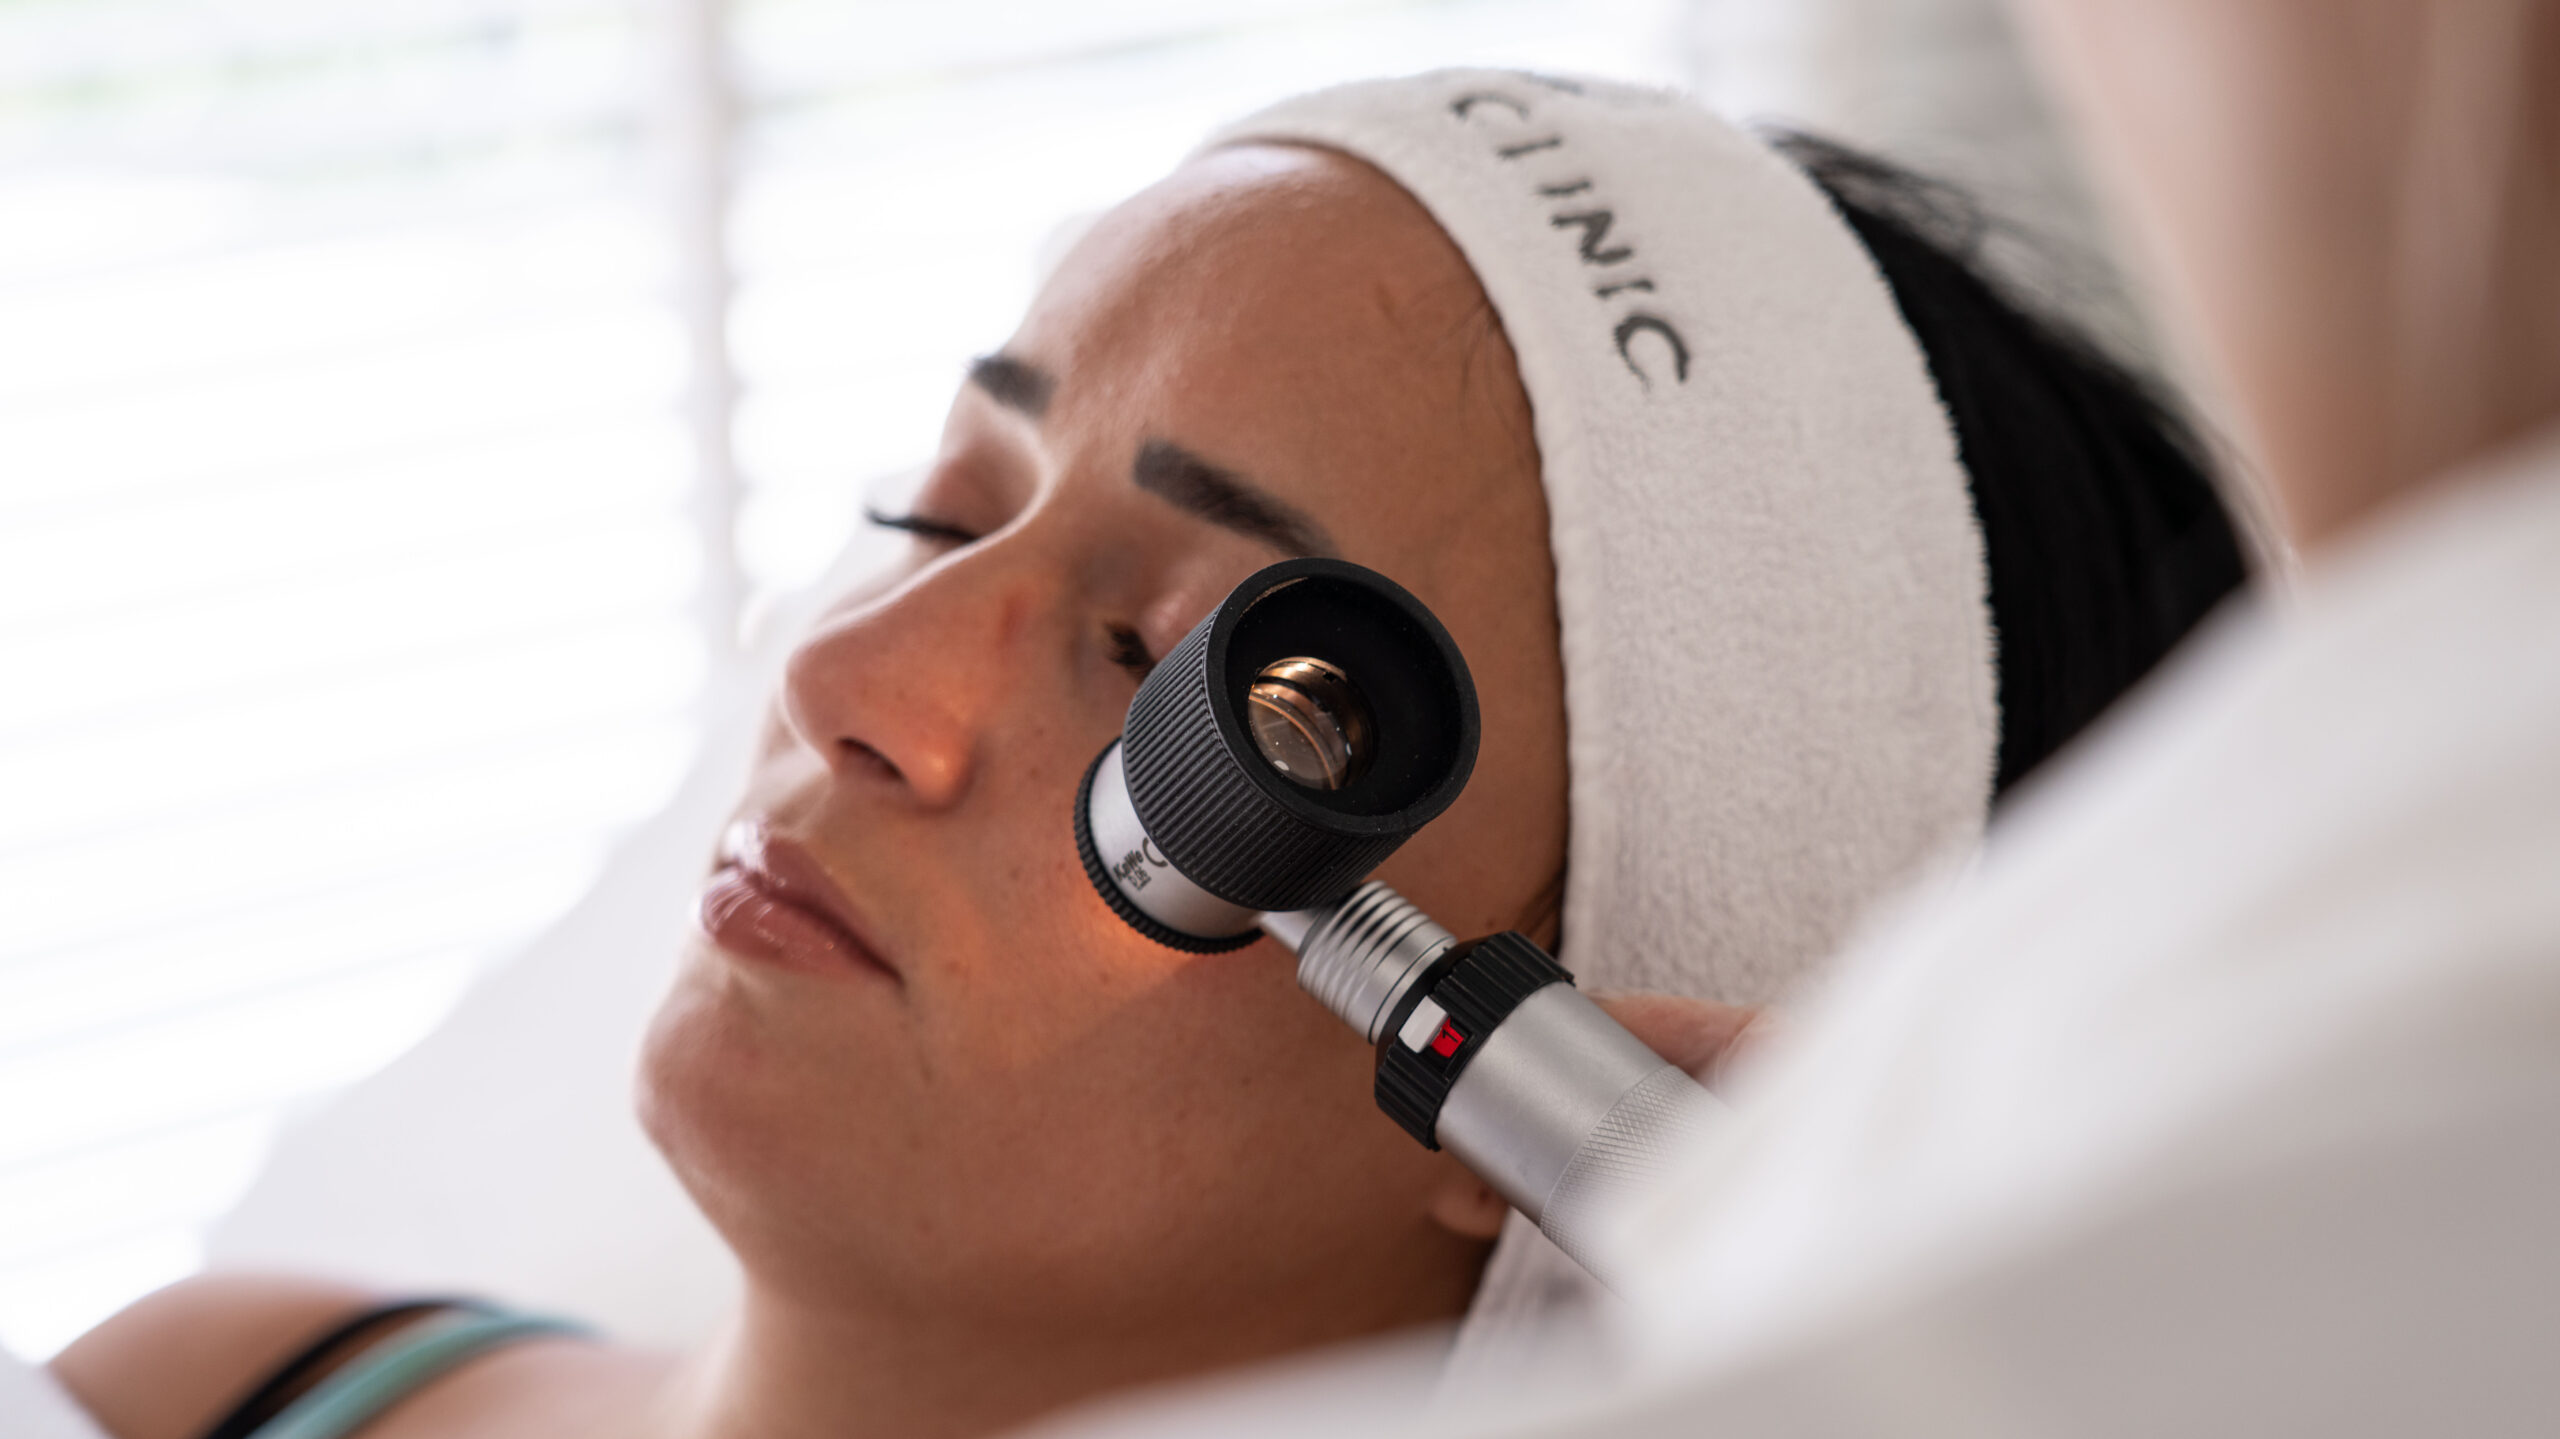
left=0, top=1346, right=110, bottom=1439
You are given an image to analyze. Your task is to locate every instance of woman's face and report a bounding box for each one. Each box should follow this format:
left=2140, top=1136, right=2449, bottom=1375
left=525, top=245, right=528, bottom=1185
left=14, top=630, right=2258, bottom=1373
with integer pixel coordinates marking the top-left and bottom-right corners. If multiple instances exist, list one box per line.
left=642, top=145, right=1566, bottom=1349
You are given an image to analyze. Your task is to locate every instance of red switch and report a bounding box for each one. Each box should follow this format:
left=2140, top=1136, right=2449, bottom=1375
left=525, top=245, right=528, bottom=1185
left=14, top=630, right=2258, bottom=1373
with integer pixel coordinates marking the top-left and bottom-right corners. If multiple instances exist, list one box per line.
left=1430, top=1019, right=1465, bottom=1058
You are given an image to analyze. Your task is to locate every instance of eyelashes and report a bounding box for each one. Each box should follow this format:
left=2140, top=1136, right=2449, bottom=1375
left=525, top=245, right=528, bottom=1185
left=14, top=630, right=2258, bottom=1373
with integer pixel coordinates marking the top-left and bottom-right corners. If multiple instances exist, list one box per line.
left=1105, top=625, right=1157, bottom=681
left=863, top=505, right=979, bottom=546
left=862, top=506, right=1159, bottom=681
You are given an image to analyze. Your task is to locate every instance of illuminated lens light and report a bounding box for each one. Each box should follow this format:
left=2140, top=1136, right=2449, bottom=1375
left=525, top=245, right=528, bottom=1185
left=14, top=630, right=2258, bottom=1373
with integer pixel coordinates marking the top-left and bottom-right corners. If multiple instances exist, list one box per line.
left=1246, top=657, right=1372, bottom=791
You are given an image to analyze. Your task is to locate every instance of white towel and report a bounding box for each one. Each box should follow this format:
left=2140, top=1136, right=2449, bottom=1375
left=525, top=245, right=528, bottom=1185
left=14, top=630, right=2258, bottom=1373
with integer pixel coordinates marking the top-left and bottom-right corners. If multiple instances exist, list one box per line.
left=1211, top=71, right=1998, bottom=1367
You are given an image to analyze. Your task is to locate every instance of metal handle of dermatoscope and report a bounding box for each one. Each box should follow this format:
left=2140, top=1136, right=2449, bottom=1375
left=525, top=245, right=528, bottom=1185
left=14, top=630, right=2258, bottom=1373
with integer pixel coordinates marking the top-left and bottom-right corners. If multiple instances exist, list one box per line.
left=1269, top=884, right=1724, bottom=1290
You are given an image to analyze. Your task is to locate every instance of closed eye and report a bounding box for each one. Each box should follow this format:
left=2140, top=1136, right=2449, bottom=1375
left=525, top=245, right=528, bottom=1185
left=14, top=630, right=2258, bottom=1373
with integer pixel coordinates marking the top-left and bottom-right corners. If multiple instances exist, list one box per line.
left=864, top=505, right=1151, bottom=681
left=1105, top=625, right=1156, bottom=682
left=864, top=506, right=979, bottom=546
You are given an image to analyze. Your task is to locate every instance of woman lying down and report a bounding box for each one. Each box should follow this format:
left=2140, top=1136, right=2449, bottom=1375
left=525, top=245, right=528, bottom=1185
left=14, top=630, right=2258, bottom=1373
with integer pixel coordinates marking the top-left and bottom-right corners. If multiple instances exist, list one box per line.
left=52, top=70, right=2245, bottom=1439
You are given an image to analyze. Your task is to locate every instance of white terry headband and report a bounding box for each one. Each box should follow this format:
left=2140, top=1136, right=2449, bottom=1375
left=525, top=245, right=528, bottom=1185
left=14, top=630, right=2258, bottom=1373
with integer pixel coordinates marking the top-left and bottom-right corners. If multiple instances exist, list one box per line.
left=1210, top=70, right=1997, bottom=1352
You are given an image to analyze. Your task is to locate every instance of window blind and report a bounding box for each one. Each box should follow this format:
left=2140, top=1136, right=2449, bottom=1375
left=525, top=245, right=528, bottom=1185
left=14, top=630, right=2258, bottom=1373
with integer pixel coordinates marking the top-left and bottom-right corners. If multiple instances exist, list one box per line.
left=0, top=0, right=699, bottom=1357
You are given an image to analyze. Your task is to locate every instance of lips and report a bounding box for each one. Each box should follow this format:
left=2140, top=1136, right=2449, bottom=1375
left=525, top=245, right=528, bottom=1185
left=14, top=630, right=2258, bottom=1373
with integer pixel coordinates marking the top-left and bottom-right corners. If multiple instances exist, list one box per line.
left=697, top=820, right=899, bottom=981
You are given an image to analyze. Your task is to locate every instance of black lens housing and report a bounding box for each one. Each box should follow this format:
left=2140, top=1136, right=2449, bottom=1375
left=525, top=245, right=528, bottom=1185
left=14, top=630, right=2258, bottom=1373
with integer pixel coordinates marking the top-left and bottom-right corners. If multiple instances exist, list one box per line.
left=1118, top=557, right=1480, bottom=916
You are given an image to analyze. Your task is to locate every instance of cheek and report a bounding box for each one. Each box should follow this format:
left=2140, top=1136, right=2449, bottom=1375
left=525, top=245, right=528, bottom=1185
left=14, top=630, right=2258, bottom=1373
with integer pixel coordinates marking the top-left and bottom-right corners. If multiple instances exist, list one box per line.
left=911, top=946, right=1415, bottom=1264
left=1366, top=662, right=1568, bottom=944
left=656, top=931, right=1434, bottom=1313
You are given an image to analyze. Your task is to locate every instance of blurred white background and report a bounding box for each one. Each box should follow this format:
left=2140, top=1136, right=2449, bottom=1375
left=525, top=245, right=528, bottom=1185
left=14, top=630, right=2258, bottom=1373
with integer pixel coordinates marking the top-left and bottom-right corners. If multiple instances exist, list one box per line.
left=0, top=0, right=2111, bottom=1359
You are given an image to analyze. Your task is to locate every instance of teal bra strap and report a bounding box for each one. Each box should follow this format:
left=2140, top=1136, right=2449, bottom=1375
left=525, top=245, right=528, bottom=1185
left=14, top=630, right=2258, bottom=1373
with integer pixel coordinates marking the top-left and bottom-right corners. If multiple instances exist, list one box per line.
left=249, top=1303, right=588, bottom=1439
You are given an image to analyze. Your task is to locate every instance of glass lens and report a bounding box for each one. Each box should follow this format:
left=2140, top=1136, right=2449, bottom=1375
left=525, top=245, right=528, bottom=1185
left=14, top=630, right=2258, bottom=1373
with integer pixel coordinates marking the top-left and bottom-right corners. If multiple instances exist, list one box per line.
left=1246, top=657, right=1372, bottom=791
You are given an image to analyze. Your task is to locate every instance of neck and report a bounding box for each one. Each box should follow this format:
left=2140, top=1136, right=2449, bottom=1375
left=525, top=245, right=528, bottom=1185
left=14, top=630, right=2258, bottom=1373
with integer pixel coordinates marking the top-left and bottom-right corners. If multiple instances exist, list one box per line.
left=658, top=1258, right=1475, bottom=1439
left=664, top=1291, right=1097, bottom=1439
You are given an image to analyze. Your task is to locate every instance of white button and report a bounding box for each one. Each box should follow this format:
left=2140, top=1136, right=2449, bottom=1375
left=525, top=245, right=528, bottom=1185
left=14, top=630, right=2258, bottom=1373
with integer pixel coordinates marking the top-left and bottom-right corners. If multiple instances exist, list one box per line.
left=1399, top=995, right=1448, bottom=1052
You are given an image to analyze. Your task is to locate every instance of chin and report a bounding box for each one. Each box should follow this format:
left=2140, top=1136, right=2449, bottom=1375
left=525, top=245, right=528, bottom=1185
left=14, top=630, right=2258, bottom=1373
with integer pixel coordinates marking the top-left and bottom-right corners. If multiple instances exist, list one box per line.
left=635, top=943, right=913, bottom=1288
left=635, top=944, right=792, bottom=1236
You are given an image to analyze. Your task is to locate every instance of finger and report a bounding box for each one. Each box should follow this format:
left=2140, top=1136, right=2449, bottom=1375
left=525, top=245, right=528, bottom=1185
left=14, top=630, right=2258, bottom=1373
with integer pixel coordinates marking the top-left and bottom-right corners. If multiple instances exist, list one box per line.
left=1587, top=990, right=1764, bottom=1084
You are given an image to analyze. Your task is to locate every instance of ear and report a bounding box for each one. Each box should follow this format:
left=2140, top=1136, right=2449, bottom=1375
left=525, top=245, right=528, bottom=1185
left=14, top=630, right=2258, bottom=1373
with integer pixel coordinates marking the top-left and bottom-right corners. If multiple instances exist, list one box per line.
left=1424, top=1156, right=1510, bottom=1241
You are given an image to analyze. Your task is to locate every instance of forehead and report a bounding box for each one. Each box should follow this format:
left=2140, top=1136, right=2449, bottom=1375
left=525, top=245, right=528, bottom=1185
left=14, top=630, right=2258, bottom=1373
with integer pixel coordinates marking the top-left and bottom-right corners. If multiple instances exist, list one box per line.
left=1005, top=145, right=1535, bottom=563
left=1030, top=144, right=1476, bottom=351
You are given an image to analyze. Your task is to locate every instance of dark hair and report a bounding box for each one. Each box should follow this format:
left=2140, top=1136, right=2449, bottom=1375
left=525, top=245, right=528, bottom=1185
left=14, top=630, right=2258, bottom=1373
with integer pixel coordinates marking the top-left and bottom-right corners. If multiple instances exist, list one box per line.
left=1775, top=134, right=2250, bottom=796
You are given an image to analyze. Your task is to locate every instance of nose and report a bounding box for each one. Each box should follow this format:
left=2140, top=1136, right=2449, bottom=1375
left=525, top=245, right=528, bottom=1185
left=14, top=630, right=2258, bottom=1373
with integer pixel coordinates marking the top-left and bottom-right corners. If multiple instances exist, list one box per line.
left=780, top=548, right=1063, bottom=811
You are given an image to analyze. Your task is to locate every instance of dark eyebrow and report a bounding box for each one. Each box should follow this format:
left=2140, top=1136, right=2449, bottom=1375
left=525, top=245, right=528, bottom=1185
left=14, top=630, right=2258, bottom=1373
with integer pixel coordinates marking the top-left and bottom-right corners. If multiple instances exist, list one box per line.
left=1132, top=439, right=1338, bottom=559
left=966, top=352, right=1056, bottom=418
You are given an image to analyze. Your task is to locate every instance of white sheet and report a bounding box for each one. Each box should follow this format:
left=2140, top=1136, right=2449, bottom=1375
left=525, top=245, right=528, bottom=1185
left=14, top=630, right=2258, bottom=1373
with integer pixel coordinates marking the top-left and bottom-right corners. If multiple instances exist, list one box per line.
left=0, top=1347, right=109, bottom=1439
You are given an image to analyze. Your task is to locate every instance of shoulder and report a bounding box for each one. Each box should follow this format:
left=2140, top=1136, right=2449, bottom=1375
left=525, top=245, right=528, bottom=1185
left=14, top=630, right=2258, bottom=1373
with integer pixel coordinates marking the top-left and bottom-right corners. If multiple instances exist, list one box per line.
left=48, top=1271, right=384, bottom=1439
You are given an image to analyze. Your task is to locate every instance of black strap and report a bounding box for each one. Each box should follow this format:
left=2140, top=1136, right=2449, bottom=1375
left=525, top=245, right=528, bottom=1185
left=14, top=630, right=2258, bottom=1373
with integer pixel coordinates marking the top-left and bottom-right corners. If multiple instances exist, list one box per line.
left=194, top=1298, right=470, bottom=1439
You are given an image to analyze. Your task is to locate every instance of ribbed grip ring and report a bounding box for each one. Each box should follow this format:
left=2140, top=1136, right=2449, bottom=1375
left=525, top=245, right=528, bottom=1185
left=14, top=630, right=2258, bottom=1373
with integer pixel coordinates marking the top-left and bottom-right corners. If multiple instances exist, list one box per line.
left=1122, top=620, right=1404, bottom=912
left=1375, top=932, right=1572, bottom=1148
left=1430, top=932, right=1572, bottom=1037
left=1293, top=882, right=1457, bottom=1041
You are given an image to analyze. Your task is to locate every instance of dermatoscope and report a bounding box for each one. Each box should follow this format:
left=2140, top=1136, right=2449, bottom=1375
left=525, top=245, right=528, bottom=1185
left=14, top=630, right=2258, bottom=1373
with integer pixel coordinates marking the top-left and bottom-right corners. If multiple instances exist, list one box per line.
left=1073, top=557, right=1721, bottom=1286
